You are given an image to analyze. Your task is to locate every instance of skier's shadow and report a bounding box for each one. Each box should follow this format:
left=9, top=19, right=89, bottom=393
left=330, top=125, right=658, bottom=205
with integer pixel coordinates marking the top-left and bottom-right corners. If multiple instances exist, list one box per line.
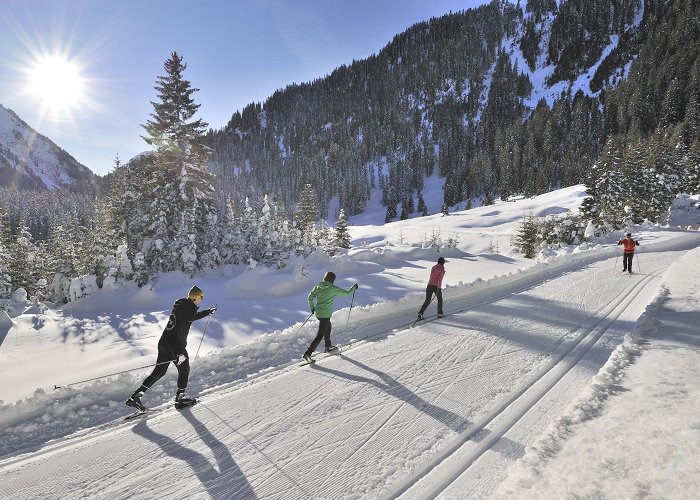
left=312, top=356, right=471, bottom=433
left=131, top=411, right=256, bottom=499
left=312, top=357, right=524, bottom=459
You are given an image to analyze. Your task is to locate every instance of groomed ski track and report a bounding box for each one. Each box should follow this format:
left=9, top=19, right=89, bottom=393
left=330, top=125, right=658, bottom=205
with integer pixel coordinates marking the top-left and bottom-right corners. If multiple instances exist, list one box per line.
left=2, top=233, right=699, bottom=499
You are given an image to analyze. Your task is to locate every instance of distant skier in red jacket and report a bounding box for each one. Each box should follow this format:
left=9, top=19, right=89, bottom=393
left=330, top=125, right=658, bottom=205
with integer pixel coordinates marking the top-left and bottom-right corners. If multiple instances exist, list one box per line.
left=417, top=257, right=446, bottom=320
left=618, top=232, right=640, bottom=274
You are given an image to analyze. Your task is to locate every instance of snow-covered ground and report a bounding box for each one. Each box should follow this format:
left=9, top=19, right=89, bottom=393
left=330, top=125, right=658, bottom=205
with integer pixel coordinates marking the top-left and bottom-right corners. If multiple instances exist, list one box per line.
left=1, top=185, right=699, bottom=498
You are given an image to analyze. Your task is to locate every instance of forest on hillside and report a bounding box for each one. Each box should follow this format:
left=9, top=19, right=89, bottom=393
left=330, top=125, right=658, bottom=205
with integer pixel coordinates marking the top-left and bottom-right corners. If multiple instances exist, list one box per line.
left=0, top=0, right=698, bottom=303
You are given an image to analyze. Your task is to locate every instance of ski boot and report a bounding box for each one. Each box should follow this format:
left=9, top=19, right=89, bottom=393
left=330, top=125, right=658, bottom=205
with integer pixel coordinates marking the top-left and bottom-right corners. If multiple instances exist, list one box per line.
left=324, top=345, right=339, bottom=353
left=175, top=390, right=197, bottom=409
left=126, top=391, right=146, bottom=412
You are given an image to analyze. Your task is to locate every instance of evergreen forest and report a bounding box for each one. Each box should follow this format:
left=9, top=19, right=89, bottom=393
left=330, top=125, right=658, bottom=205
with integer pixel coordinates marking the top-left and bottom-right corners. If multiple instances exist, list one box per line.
left=0, top=0, right=698, bottom=302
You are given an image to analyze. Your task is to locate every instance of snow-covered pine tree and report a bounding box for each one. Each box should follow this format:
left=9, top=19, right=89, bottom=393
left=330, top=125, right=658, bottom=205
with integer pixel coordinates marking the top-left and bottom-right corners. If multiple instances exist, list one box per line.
left=240, top=196, right=258, bottom=260
left=102, top=156, right=139, bottom=260
left=141, top=51, right=218, bottom=276
left=294, top=184, right=318, bottom=234
left=515, top=213, right=539, bottom=259
left=257, top=194, right=279, bottom=265
left=400, top=196, right=410, bottom=220
left=272, top=198, right=295, bottom=266
left=45, top=224, right=80, bottom=303
left=9, top=222, right=41, bottom=299
left=333, top=208, right=351, bottom=250
left=684, top=141, right=700, bottom=194
left=80, top=201, right=113, bottom=288
left=621, top=139, right=653, bottom=223
left=218, top=198, right=244, bottom=265
left=0, top=204, right=13, bottom=298
left=582, top=140, right=627, bottom=228
left=417, top=191, right=428, bottom=216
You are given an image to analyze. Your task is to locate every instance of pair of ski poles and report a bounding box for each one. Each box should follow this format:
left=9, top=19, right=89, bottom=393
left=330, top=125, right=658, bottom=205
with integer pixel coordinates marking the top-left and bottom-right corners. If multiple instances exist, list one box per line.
left=54, top=311, right=215, bottom=390
left=614, top=249, right=642, bottom=273
left=270, top=289, right=356, bottom=366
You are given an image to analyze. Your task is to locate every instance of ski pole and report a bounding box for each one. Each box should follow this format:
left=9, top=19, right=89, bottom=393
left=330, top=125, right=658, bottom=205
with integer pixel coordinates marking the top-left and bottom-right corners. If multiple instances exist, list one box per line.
left=269, top=312, right=314, bottom=365
left=191, top=304, right=216, bottom=366
left=54, top=358, right=177, bottom=390
left=345, top=290, right=356, bottom=333
left=411, top=293, right=436, bottom=328
left=636, top=251, right=641, bottom=273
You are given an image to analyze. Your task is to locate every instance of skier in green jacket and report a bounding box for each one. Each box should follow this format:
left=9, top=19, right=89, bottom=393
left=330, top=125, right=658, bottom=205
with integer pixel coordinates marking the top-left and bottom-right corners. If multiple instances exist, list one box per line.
left=303, top=271, right=357, bottom=363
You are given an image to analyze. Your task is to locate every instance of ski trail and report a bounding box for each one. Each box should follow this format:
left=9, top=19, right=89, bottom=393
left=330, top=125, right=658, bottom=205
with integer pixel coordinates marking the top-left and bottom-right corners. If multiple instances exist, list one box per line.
left=1, top=240, right=696, bottom=500
left=387, top=264, right=666, bottom=498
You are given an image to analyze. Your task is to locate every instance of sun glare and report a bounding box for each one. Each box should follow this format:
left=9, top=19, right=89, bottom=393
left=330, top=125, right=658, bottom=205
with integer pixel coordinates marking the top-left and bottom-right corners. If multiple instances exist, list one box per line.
left=27, top=54, right=86, bottom=115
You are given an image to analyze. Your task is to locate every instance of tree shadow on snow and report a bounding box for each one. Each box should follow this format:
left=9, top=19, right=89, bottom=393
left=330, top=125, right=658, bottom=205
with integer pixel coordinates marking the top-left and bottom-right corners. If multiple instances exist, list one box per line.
left=131, top=411, right=256, bottom=499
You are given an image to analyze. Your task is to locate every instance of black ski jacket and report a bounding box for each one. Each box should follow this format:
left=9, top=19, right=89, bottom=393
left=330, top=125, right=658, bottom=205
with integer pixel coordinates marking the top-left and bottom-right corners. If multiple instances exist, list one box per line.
left=161, top=298, right=211, bottom=353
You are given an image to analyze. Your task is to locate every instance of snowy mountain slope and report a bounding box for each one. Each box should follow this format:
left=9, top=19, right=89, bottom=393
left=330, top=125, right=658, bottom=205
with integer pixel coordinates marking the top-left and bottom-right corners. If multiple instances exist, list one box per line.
left=1, top=231, right=698, bottom=499
left=0, top=104, right=95, bottom=190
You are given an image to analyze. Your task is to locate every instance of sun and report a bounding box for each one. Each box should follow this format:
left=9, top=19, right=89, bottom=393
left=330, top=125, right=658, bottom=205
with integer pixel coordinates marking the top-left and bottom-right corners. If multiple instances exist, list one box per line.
left=26, top=54, right=87, bottom=115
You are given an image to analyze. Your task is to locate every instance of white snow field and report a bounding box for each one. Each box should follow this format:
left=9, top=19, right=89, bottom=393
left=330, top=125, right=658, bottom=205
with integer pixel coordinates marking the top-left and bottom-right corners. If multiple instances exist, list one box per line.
left=1, top=186, right=699, bottom=498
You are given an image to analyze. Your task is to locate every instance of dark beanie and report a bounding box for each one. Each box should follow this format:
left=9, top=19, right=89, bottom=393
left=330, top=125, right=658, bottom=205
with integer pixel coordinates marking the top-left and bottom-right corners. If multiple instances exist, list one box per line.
left=437, top=257, right=446, bottom=265
left=323, top=271, right=336, bottom=283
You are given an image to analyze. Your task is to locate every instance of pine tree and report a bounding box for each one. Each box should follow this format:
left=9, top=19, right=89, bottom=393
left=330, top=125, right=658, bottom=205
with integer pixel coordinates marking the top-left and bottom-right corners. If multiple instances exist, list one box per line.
left=294, top=184, right=318, bottom=233
left=417, top=191, right=428, bottom=216
left=9, top=222, right=40, bottom=299
left=515, top=213, right=539, bottom=259
left=257, top=194, right=279, bottom=265
left=141, top=51, right=217, bottom=276
left=333, top=208, right=352, bottom=249
left=583, top=140, right=627, bottom=228
left=0, top=204, right=12, bottom=298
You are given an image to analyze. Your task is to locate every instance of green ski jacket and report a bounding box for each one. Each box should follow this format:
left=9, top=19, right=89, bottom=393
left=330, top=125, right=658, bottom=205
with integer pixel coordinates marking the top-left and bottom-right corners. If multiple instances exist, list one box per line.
left=308, top=281, right=356, bottom=318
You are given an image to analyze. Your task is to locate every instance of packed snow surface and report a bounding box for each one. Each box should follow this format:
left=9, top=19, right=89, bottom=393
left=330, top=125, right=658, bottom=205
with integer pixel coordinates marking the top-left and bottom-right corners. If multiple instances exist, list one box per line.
left=1, top=186, right=699, bottom=498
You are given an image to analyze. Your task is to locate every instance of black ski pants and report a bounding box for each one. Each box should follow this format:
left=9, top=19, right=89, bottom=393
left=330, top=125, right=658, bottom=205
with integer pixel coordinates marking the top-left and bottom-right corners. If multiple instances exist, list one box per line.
left=419, top=285, right=443, bottom=316
left=140, top=340, right=190, bottom=392
left=306, top=318, right=332, bottom=354
left=623, top=252, right=634, bottom=272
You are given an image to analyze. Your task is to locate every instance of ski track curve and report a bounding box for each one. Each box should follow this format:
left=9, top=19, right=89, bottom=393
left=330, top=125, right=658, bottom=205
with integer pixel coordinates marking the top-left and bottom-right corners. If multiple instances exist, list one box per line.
left=1, top=234, right=698, bottom=499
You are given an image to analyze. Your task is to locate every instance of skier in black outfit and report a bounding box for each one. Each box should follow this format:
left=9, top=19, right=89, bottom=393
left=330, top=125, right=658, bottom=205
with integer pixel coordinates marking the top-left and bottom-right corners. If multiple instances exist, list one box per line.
left=126, top=285, right=216, bottom=410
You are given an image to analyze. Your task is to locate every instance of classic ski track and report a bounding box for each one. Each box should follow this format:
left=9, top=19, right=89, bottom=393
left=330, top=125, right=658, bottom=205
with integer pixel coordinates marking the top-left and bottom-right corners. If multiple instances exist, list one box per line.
left=386, top=267, right=662, bottom=499
left=316, top=325, right=505, bottom=493
left=223, top=259, right=631, bottom=496
left=2, top=241, right=694, bottom=499
left=3, top=251, right=600, bottom=463
left=156, top=260, right=663, bottom=499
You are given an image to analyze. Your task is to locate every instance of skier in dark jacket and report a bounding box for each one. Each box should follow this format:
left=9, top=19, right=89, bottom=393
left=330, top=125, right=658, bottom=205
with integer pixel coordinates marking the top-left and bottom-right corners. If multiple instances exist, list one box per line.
left=302, top=272, right=357, bottom=363
left=126, top=285, right=216, bottom=410
left=417, top=257, right=446, bottom=320
left=617, top=232, right=640, bottom=274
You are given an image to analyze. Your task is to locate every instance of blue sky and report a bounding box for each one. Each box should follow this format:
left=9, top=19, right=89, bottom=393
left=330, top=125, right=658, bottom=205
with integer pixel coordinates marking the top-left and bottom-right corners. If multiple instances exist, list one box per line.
left=0, top=0, right=487, bottom=176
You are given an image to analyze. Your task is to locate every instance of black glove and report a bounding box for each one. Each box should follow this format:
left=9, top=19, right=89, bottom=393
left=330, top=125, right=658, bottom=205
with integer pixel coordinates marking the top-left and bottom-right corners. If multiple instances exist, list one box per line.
left=208, top=305, right=217, bottom=315
left=310, top=307, right=315, bottom=314
left=351, top=283, right=358, bottom=291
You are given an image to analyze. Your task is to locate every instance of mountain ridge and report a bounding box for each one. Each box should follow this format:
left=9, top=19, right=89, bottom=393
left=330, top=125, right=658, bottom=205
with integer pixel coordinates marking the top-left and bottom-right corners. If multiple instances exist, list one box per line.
left=0, top=104, right=96, bottom=191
